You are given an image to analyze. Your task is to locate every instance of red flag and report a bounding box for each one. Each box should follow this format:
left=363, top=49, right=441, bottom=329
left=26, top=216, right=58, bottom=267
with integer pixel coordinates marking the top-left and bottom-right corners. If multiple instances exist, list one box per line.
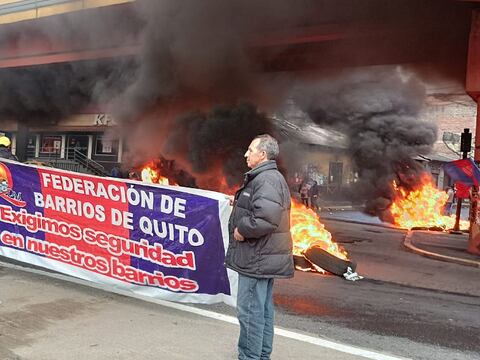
left=455, top=182, right=470, bottom=199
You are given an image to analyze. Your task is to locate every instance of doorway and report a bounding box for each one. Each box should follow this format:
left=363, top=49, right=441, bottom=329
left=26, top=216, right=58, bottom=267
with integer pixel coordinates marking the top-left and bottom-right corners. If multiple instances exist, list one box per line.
left=66, top=135, right=89, bottom=160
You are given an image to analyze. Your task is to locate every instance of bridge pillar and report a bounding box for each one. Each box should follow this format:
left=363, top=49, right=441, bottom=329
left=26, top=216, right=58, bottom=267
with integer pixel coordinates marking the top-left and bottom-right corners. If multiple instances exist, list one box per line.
left=467, top=10, right=480, bottom=255
left=15, top=123, right=28, bottom=162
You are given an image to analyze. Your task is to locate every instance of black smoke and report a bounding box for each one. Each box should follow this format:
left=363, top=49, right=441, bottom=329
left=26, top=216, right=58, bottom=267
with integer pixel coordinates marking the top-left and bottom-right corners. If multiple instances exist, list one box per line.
left=0, top=3, right=139, bottom=125
left=163, top=103, right=273, bottom=189
left=0, top=60, right=134, bottom=125
left=0, top=0, right=474, bottom=202
left=294, top=68, right=438, bottom=216
left=108, top=0, right=470, bottom=194
left=110, top=0, right=317, bottom=122
left=111, top=0, right=472, bottom=121
left=0, top=0, right=472, bottom=125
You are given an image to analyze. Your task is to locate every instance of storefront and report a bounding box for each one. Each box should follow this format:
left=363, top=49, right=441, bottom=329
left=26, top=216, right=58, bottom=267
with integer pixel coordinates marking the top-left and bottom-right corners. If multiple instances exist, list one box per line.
left=1, top=113, right=123, bottom=173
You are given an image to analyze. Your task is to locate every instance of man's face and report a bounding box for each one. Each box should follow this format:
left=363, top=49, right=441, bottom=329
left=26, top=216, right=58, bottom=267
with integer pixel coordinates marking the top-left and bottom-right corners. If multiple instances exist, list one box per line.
left=245, top=139, right=266, bottom=169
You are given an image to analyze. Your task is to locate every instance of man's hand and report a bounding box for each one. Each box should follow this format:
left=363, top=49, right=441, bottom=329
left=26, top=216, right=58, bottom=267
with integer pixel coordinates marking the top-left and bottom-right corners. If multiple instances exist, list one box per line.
left=234, top=227, right=245, bottom=241
left=227, top=195, right=235, bottom=206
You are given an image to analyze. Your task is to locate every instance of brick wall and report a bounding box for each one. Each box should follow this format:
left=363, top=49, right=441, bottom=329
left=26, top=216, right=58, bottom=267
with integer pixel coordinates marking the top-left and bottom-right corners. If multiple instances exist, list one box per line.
left=420, top=94, right=478, bottom=157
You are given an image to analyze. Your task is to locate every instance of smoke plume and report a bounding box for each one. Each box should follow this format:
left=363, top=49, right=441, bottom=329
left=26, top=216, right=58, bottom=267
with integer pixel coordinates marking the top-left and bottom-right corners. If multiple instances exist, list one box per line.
left=109, top=0, right=316, bottom=122
left=107, top=0, right=469, bottom=194
left=293, top=67, right=438, bottom=215
left=0, top=0, right=474, bottom=205
left=0, top=60, right=133, bottom=125
left=0, top=0, right=471, bottom=124
left=167, top=103, right=273, bottom=188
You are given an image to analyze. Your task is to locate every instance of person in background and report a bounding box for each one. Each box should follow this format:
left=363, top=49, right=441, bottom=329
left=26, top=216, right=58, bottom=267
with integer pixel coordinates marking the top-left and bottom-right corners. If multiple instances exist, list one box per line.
left=299, top=179, right=310, bottom=207
left=128, top=170, right=140, bottom=181
left=225, top=134, right=294, bottom=360
left=110, top=165, right=121, bottom=178
left=0, top=136, right=18, bottom=161
left=309, top=180, right=319, bottom=211
left=445, top=186, right=455, bottom=216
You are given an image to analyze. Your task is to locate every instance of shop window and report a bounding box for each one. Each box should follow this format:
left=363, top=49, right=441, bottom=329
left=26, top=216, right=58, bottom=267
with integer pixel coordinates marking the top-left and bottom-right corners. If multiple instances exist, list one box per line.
left=40, top=135, right=62, bottom=154
left=329, top=162, right=343, bottom=184
left=95, top=136, right=119, bottom=156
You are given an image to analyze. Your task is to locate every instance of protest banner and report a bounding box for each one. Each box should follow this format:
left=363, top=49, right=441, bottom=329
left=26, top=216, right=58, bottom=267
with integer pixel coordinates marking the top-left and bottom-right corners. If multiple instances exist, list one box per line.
left=0, top=159, right=236, bottom=306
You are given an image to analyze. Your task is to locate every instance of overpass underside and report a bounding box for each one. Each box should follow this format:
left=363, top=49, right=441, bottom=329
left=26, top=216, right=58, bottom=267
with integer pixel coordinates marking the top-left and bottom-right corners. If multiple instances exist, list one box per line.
left=0, top=1, right=478, bottom=121
left=0, top=0, right=133, bottom=25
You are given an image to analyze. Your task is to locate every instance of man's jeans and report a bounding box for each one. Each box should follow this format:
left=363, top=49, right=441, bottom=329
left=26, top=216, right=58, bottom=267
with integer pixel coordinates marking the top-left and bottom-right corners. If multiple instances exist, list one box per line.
left=445, top=202, right=453, bottom=216
left=237, top=274, right=274, bottom=360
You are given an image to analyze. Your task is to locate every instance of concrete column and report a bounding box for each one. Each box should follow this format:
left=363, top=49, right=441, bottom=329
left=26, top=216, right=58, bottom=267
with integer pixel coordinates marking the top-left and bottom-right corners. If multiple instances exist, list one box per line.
left=60, top=135, right=66, bottom=159
left=475, top=97, right=480, bottom=163
left=437, top=167, right=445, bottom=190
left=467, top=11, right=480, bottom=110
left=117, top=138, right=123, bottom=163
left=15, top=123, right=28, bottom=161
left=35, top=134, right=40, bottom=157
left=11, top=134, right=16, bottom=156
left=467, top=10, right=480, bottom=255
left=468, top=101, right=480, bottom=255
left=87, top=135, right=93, bottom=159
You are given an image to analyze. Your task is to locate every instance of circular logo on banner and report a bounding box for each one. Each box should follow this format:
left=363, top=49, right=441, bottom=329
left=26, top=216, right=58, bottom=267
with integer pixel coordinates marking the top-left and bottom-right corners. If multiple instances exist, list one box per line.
left=0, top=162, right=26, bottom=207
left=0, top=162, right=13, bottom=193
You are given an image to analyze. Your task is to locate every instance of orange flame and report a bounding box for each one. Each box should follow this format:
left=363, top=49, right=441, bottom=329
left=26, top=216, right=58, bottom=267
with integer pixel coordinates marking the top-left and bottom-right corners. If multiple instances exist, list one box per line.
left=290, top=200, right=349, bottom=260
left=216, top=175, right=238, bottom=196
left=389, top=173, right=469, bottom=230
left=139, top=165, right=349, bottom=271
left=140, top=163, right=177, bottom=186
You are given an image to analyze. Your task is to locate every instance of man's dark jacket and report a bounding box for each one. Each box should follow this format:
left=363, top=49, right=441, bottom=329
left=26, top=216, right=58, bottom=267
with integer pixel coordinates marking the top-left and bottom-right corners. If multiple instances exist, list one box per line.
left=0, top=147, right=18, bottom=161
left=225, top=160, right=294, bottom=279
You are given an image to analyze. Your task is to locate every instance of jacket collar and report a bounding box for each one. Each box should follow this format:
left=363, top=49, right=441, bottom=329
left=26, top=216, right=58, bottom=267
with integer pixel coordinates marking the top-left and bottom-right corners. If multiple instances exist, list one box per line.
left=244, top=160, right=277, bottom=182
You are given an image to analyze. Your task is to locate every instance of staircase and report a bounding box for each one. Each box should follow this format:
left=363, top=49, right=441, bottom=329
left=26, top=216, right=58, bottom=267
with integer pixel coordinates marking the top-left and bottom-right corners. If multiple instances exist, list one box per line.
left=28, top=149, right=107, bottom=177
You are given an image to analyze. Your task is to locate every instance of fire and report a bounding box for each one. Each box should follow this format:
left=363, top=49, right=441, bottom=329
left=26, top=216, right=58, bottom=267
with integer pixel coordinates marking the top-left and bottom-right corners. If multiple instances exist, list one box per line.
left=216, top=175, right=238, bottom=195
left=140, top=162, right=177, bottom=186
left=389, top=173, right=470, bottom=230
left=139, top=163, right=350, bottom=273
left=290, top=200, right=349, bottom=260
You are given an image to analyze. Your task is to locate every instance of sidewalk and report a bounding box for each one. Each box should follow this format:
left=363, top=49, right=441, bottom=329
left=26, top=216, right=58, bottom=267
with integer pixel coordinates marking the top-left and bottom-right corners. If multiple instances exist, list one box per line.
left=0, top=262, right=407, bottom=360
left=318, top=201, right=362, bottom=211
left=404, top=230, right=480, bottom=268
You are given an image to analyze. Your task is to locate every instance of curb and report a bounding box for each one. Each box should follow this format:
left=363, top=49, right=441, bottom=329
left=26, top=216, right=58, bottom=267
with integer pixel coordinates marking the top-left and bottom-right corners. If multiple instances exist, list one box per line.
left=320, top=205, right=365, bottom=211
left=403, top=230, right=480, bottom=268
left=320, top=216, right=400, bottom=230
left=321, top=205, right=354, bottom=210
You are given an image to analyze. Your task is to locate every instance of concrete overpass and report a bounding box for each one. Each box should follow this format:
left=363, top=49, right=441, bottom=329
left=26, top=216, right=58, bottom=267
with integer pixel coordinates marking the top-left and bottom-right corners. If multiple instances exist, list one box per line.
left=0, top=0, right=477, bottom=74
left=0, top=0, right=133, bottom=24
left=0, top=0, right=479, bottom=153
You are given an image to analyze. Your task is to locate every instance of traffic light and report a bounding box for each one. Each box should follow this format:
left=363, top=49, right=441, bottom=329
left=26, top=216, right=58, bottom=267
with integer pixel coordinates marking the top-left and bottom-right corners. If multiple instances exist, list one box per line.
left=460, top=128, right=472, bottom=154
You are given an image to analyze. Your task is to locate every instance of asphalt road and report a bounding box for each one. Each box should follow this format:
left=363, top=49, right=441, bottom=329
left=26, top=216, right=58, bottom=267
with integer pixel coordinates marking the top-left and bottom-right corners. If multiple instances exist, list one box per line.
left=1, top=218, right=479, bottom=360
left=204, top=219, right=480, bottom=360
left=282, top=220, right=480, bottom=360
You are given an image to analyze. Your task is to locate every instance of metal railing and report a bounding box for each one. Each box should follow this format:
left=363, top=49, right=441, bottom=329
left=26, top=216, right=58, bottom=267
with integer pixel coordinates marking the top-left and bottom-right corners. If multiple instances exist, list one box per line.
left=69, top=148, right=106, bottom=176
left=26, top=147, right=60, bottom=161
left=26, top=147, right=107, bottom=176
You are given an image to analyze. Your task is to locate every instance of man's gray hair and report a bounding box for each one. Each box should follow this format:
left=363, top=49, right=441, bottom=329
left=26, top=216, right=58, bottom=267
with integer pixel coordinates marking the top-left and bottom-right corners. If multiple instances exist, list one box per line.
left=254, top=134, right=279, bottom=160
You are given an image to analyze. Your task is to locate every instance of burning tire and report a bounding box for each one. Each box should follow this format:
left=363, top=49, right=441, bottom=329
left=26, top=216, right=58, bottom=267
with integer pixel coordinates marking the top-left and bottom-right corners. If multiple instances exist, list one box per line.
left=303, top=246, right=356, bottom=276
left=411, top=226, right=444, bottom=232
left=293, top=254, right=315, bottom=271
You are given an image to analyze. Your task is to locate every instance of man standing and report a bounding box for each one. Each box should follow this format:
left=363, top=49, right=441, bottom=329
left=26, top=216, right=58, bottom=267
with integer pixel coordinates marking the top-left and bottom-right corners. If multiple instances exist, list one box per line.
left=225, top=134, right=294, bottom=360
